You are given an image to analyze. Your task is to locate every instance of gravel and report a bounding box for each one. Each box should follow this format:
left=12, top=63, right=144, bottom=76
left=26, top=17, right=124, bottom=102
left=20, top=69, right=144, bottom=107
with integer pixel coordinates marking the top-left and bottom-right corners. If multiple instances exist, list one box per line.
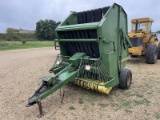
left=0, top=48, right=160, bottom=120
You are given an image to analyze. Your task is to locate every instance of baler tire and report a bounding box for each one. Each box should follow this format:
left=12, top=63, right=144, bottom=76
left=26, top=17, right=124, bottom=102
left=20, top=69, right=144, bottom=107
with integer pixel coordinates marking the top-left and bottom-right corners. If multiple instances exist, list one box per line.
left=157, top=43, right=160, bottom=59
left=146, top=44, right=157, bottom=64
left=119, top=69, right=132, bottom=89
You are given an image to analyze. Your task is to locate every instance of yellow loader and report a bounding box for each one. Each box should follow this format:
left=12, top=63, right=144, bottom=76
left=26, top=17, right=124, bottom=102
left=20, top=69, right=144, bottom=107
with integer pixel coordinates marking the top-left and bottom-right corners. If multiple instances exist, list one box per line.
left=128, top=18, right=160, bottom=64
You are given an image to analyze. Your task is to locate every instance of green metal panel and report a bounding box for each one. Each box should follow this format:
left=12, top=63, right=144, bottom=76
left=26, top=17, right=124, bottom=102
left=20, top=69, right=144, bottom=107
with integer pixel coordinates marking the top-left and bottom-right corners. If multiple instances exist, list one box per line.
left=57, top=22, right=99, bottom=31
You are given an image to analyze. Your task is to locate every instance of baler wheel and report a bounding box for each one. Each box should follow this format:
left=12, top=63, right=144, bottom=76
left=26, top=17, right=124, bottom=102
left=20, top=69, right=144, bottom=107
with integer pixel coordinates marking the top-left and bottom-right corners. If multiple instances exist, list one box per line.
left=146, top=44, right=157, bottom=64
left=157, top=43, right=160, bottom=59
left=119, top=69, right=132, bottom=89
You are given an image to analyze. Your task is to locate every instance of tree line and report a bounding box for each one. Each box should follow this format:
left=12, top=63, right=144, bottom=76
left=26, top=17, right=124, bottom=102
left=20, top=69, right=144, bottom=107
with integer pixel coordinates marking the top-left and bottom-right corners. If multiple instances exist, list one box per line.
left=0, top=19, right=60, bottom=41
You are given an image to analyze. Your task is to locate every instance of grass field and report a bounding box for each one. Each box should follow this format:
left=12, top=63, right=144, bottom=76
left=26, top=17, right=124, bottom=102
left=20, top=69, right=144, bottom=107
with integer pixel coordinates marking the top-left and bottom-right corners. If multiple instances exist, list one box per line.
left=0, top=41, right=54, bottom=51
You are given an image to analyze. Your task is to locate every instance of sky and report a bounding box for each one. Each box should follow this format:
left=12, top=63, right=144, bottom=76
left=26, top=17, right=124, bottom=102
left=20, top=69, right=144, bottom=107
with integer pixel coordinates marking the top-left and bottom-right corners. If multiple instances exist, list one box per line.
left=0, top=0, right=160, bottom=33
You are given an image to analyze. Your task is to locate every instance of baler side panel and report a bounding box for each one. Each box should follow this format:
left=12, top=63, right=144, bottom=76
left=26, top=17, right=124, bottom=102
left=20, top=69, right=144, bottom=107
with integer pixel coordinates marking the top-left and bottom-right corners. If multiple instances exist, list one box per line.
left=118, top=6, right=129, bottom=69
left=98, top=4, right=119, bottom=86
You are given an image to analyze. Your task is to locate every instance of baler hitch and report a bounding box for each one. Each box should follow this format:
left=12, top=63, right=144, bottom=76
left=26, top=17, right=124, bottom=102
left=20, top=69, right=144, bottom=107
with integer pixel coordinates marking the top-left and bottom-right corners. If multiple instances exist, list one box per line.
left=26, top=78, right=53, bottom=107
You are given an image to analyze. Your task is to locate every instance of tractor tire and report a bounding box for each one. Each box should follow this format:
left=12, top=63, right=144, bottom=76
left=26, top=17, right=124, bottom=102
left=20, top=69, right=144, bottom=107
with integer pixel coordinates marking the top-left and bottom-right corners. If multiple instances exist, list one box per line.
left=146, top=44, right=157, bottom=64
left=157, top=43, right=160, bottom=59
left=119, top=68, right=132, bottom=89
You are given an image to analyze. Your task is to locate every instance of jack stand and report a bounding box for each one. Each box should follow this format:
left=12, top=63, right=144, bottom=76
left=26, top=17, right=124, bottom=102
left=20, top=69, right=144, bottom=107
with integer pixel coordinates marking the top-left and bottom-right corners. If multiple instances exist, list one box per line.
left=37, top=101, right=44, bottom=118
left=60, top=87, right=65, bottom=103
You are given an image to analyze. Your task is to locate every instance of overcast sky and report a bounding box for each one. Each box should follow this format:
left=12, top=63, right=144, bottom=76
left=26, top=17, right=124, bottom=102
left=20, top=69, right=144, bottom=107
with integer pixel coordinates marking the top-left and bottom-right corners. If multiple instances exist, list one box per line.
left=0, top=0, right=160, bottom=33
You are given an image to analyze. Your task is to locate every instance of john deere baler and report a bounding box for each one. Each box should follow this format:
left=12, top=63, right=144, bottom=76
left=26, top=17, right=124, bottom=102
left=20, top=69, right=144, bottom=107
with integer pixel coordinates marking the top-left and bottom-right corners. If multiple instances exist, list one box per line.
left=26, top=3, right=132, bottom=116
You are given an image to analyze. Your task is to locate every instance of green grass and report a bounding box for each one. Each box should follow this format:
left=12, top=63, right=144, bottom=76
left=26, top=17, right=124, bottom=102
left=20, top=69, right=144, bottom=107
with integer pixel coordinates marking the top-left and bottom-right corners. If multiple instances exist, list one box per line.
left=0, top=40, right=54, bottom=51
left=78, top=98, right=84, bottom=104
left=68, top=106, right=76, bottom=110
left=133, top=98, right=150, bottom=106
left=122, top=101, right=132, bottom=107
left=86, top=92, right=97, bottom=103
left=98, top=103, right=108, bottom=108
left=155, top=113, right=160, bottom=119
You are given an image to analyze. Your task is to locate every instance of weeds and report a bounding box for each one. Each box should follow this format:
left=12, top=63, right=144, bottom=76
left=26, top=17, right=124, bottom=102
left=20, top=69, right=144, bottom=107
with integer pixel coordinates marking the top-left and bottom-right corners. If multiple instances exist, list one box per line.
left=133, top=98, right=150, bottom=106
left=78, top=98, right=84, bottom=104
left=122, top=101, right=132, bottom=107
left=98, top=103, right=108, bottom=108
left=69, top=106, right=76, bottom=110
left=129, top=93, right=144, bottom=97
left=144, top=110, right=150, bottom=116
left=155, top=113, right=160, bottom=119
left=124, top=109, right=132, bottom=113
left=86, top=92, right=97, bottom=103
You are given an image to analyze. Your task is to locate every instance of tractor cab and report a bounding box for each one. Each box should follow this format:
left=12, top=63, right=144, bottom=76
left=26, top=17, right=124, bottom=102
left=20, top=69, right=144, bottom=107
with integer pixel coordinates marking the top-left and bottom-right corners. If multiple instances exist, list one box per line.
left=130, top=18, right=153, bottom=34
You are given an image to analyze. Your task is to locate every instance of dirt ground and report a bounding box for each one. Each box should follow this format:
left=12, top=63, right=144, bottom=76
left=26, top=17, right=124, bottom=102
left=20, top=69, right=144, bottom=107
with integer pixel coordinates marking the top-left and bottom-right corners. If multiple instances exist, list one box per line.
left=0, top=48, right=160, bottom=120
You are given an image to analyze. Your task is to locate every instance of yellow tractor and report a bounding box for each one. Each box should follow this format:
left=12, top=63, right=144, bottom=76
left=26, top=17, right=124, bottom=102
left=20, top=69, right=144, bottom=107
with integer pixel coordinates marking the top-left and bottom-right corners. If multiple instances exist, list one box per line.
left=128, top=18, right=160, bottom=64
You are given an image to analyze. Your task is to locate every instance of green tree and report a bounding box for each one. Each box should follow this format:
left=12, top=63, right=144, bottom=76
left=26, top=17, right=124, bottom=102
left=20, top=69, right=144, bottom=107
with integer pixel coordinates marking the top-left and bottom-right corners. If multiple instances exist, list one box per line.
left=5, top=28, right=20, bottom=41
left=6, top=28, right=15, bottom=40
left=35, top=19, right=60, bottom=40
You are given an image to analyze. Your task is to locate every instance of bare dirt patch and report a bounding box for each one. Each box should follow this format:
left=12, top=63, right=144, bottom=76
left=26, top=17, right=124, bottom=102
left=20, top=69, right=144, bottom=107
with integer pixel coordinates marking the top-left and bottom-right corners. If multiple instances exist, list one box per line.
left=0, top=48, right=160, bottom=120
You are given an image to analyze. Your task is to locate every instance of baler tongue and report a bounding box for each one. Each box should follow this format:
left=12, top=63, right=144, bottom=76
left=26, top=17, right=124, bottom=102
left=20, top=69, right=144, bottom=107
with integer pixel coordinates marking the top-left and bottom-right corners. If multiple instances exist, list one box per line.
left=26, top=53, right=86, bottom=107
left=26, top=66, right=76, bottom=107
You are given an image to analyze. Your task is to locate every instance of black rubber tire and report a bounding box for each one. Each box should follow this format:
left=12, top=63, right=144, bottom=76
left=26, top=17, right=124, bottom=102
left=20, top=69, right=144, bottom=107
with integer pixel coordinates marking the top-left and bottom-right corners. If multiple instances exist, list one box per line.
left=119, top=68, right=132, bottom=89
left=157, top=43, right=160, bottom=59
left=146, top=44, right=157, bottom=64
